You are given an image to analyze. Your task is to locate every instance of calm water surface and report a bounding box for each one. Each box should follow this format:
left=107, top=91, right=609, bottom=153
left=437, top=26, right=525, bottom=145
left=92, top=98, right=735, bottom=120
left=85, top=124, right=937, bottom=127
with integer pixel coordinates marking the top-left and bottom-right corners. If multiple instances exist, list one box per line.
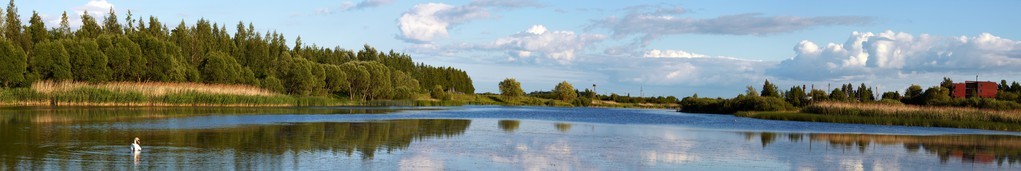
left=1, top=106, right=1020, bottom=170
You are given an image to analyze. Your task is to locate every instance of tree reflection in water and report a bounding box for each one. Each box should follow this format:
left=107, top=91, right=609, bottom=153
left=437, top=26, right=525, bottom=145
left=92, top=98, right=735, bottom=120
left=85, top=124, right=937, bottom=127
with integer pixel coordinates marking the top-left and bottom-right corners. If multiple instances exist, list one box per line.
left=498, top=120, right=520, bottom=133
left=742, top=132, right=1021, bottom=166
left=0, top=112, right=470, bottom=170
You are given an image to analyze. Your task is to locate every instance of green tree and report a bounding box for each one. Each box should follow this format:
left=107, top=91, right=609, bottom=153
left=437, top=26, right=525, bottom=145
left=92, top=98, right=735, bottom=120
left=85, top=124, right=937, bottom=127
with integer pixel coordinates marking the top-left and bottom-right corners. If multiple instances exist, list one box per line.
left=761, top=79, right=780, bottom=97
left=921, top=86, right=951, bottom=105
left=101, top=35, right=145, bottom=81
left=27, top=11, right=46, bottom=44
left=829, top=88, right=848, bottom=101
left=784, top=86, right=808, bottom=107
left=64, top=39, right=110, bottom=83
left=499, top=78, right=524, bottom=98
left=199, top=51, right=249, bottom=84
left=553, top=81, right=577, bottom=102
left=322, top=65, right=350, bottom=96
left=29, top=41, right=71, bottom=81
left=431, top=85, right=450, bottom=100
left=260, top=76, right=285, bottom=93
left=76, top=10, right=101, bottom=39
left=0, top=39, right=26, bottom=87
left=746, top=86, right=759, bottom=97
left=903, top=84, right=923, bottom=104
left=54, top=11, right=71, bottom=39
left=881, top=91, right=901, bottom=100
left=809, top=89, right=828, bottom=102
left=940, top=77, right=954, bottom=90
left=102, top=8, right=122, bottom=35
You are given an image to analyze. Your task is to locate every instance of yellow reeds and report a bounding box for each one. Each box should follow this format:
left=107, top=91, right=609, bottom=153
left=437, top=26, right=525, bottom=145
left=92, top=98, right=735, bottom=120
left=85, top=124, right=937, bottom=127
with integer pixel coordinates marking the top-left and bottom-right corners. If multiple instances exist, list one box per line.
left=807, top=101, right=1021, bottom=123
left=32, top=81, right=279, bottom=97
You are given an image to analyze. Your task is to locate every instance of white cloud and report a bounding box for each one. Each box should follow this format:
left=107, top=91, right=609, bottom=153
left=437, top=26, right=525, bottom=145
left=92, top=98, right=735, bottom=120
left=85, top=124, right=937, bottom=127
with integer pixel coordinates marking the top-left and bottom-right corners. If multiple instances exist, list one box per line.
left=397, top=3, right=490, bottom=43
left=396, top=0, right=539, bottom=43
left=486, top=25, right=606, bottom=64
left=643, top=49, right=708, bottom=58
left=591, top=5, right=871, bottom=46
left=74, top=0, right=114, bottom=16
left=769, top=31, right=1021, bottom=81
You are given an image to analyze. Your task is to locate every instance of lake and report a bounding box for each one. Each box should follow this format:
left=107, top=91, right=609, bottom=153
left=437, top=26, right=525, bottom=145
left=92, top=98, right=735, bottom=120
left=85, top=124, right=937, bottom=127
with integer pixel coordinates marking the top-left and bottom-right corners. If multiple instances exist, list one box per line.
left=1, top=106, right=1020, bottom=170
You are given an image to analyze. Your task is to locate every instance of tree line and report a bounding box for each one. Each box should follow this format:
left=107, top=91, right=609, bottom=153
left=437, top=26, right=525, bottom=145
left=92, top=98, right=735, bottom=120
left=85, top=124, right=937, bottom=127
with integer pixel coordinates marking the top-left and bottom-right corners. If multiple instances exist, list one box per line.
left=0, top=0, right=473, bottom=100
left=498, top=78, right=678, bottom=106
left=680, top=78, right=1021, bottom=114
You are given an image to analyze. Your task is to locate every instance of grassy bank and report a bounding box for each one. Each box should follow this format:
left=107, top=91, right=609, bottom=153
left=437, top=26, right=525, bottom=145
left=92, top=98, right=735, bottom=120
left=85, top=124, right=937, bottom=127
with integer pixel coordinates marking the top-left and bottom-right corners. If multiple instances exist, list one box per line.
left=0, top=81, right=347, bottom=107
left=736, top=102, right=1021, bottom=131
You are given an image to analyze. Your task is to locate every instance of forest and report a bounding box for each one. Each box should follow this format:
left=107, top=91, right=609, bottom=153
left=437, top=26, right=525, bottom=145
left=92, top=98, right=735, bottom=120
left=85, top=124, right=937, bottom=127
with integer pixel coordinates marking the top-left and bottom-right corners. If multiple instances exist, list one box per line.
left=0, top=1, right=473, bottom=101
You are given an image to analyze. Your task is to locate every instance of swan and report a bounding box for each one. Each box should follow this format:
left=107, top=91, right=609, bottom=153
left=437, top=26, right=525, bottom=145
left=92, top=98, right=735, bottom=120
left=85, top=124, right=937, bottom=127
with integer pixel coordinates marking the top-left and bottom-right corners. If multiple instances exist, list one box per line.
left=131, top=137, right=142, bottom=152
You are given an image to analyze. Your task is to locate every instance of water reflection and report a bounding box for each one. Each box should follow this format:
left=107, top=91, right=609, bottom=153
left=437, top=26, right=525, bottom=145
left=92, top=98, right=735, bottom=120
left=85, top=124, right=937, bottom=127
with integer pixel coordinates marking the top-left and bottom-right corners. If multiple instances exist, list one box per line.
left=743, top=132, right=1021, bottom=166
left=554, top=123, right=572, bottom=133
left=0, top=116, right=470, bottom=170
left=0, top=107, right=404, bottom=125
left=498, top=120, right=520, bottom=133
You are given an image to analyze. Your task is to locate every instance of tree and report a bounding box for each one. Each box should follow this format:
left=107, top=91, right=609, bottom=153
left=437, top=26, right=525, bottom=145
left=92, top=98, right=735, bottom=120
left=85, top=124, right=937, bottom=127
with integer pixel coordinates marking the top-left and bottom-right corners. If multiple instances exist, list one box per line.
left=921, top=86, right=951, bottom=105
left=499, top=78, right=524, bottom=98
left=101, top=35, right=145, bottom=81
left=745, top=86, right=759, bottom=97
left=940, top=77, right=954, bottom=90
left=0, top=39, right=25, bottom=87
left=64, top=39, right=110, bottom=83
left=553, top=81, right=577, bottom=102
left=829, top=88, right=848, bottom=101
left=29, top=41, right=71, bottom=81
left=103, top=8, right=122, bottom=35
left=27, top=11, right=45, bottom=44
left=76, top=10, right=101, bottom=39
left=260, top=76, right=285, bottom=93
left=784, top=86, right=808, bottom=107
left=903, top=84, right=923, bottom=104
left=809, top=89, right=828, bottom=101
left=54, top=11, right=71, bottom=39
left=199, top=51, right=248, bottom=84
left=881, top=91, right=901, bottom=100
left=431, top=85, right=450, bottom=100
left=761, top=79, right=779, bottom=97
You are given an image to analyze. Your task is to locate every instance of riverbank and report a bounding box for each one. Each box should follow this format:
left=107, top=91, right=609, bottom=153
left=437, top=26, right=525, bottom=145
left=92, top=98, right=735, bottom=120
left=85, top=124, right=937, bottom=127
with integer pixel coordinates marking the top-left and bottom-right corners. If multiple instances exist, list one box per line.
left=0, top=81, right=676, bottom=108
left=735, top=102, right=1021, bottom=131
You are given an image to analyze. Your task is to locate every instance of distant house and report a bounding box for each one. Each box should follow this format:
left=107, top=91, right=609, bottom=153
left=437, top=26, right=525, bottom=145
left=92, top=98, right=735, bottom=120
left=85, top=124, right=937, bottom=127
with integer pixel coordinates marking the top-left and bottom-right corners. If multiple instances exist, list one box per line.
left=952, top=81, right=998, bottom=98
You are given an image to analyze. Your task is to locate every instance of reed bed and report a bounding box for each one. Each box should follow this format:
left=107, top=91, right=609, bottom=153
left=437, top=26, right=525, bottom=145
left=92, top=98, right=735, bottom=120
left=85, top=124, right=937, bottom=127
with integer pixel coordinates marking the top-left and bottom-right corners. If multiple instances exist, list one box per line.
left=804, top=101, right=1021, bottom=124
left=0, top=81, right=342, bottom=107
left=32, top=81, right=277, bottom=97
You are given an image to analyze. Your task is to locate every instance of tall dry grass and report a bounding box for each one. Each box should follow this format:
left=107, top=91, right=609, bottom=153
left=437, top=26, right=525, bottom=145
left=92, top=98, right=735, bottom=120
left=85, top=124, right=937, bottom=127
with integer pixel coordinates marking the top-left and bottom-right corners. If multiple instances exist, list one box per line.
left=32, top=81, right=279, bottom=97
left=805, top=101, right=1021, bottom=124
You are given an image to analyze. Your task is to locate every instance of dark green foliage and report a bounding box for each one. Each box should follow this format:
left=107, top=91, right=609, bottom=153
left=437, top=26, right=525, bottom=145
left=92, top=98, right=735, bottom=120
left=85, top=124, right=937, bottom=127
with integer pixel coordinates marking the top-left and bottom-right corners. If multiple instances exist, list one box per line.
left=679, top=95, right=795, bottom=114
left=100, top=35, right=145, bottom=81
left=431, top=85, right=451, bottom=100
left=808, top=89, right=828, bottom=101
left=0, top=5, right=473, bottom=102
left=63, top=39, right=111, bottom=83
left=260, top=76, right=285, bottom=93
left=829, top=88, right=848, bottom=101
left=29, top=41, right=71, bottom=81
left=784, top=86, right=808, bottom=107
left=881, top=91, right=901, bottom=100
left=76, top=11, right=101, bottom=39
left=761, top=79, right=779, bottom=97
left=199, top=51, right=250, bottom=84
left=553, top=81, right=577, bottom=102
left=0, top=39, right=26, bottom=87
left=499, top=78, right=524, bottom=97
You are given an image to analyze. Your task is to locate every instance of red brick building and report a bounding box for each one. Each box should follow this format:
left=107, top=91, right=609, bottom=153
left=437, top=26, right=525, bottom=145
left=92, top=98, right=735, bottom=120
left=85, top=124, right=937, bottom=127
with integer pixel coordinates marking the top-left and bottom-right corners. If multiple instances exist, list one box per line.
left=952, top=81, right=998, bottom=98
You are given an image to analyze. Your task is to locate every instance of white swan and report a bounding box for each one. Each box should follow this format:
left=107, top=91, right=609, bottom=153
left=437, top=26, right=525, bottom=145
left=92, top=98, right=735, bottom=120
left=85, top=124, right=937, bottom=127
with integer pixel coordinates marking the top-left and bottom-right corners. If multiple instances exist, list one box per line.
left=131, top=137, right=142, bottom=152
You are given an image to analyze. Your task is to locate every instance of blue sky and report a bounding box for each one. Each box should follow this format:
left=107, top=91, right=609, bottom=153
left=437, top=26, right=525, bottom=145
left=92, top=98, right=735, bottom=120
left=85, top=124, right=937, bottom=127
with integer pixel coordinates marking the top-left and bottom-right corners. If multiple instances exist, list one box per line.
left=19, top=0, right=1021, bottom=97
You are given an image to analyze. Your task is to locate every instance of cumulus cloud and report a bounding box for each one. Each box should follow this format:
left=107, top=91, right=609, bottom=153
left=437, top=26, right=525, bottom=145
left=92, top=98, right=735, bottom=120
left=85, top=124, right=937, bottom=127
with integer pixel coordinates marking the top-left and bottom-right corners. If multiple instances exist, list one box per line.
left=768, top=31, right=1021, bottom=81
left=590, top=5, right=871, bottom=46
left=74, top=0, right=114, bottom=16
left=482, top=25, right=606, bottom=64
left=396, top=0, right=539, bottom=43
